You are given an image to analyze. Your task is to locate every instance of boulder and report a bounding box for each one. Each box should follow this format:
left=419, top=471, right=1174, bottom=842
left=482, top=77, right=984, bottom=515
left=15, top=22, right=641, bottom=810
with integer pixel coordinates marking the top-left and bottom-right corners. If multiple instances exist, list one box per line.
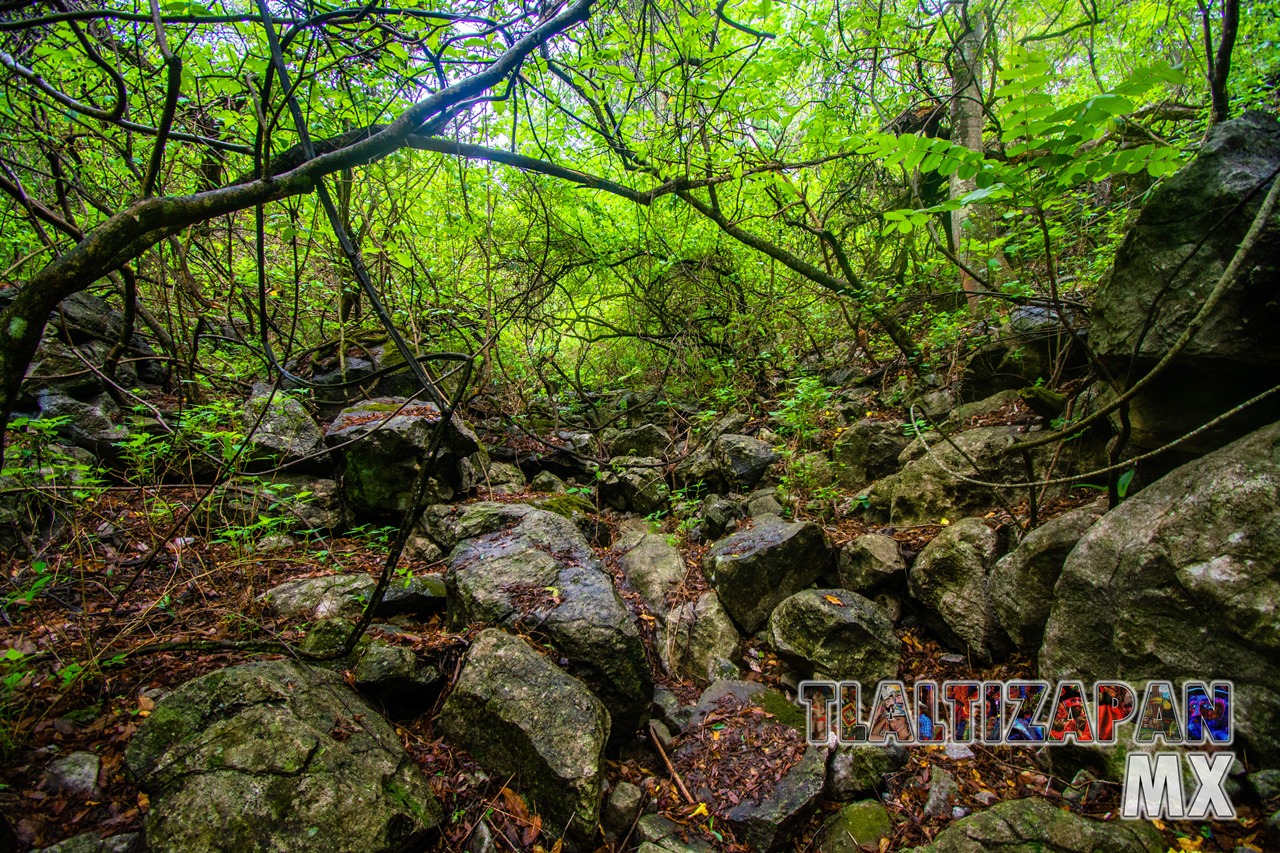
left=656, top=591, right=741, bottom=683
left=267, top=474, right=346, bottom=532
left=1040, top=419, right=1280, bottom=764
left=478, top=460, right=526, bottom=495
left=768, top=589, right=901, bottom=682
left=699, top=495, right=742, bottom=539
left=703, top=516, right=833, bottom=634
left=529, top=470, right=568, bottom=493
left=716, top=434, right=780, bottom=492
left=439, top=630, right=609, bottom=848
left=817, top=800, right=893, bottom=853
left=43, top=751, right=101, bottom=799
left=445, top=504, right=652, bottom=736
left=989, top=501, right=1106, bottom=650
left=615, top=528, right=686, bottom=618
left=33, top=832, right=143, bottom=853
left=827, top=744, right=904, bottom=801
left=36, top=392, right=129, bottom=458
left=908, top=518, right=1008, bottom=664
left=1090, top=112, right=1280, bottom=454
left=242, top=384, right=328, bottom=471
left=602, top=456, right=669, bottom=515
left=905, top=797, right=1164, bottom=852
left=837, top=534, right=906, bottom=595
left=124, top=660, right=440, bottom=853
left=609, top=424, right=672, bottom=459
left=325, top=398, right=479, bottom=520
left=263, top=574, right=375, bottom=621
left=866, top=425, right=1093, bottom=526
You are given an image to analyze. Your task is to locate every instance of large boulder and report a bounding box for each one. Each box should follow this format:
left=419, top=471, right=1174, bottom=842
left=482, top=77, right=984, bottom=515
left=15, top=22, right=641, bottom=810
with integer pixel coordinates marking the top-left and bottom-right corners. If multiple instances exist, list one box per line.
left=601, top=456, right=669, bottom=515
left=703, top=516, right=833, bottom=634
left=866, top=426, right=1096, bottom=526
left=326, top=398, right=479, bottom=520
left=444, top=504, right=652, bottom=736
left=1090, top=111, right=1280, bottom=453
left=908, top=518, right=1008, bottom=664
left=609, top=424, right=672, bottom=459
left=439, top=630, right=609, bottom=849
left=905, top=797, right=1163, bottom=852
left=716, top=434, right=780, bottom=491
left=124, top=660, right=440, bottom=853
left=989, top=501, right=1106, bottom=651
left=36, top=392, right=129, bottom=458
left=1040, top=419, right=1280, bottom=764
left=830, top=420, right=909, bottom=491
left=837, top=534, right=906, bottom=596
left=768, top=589, right=901, bottom=683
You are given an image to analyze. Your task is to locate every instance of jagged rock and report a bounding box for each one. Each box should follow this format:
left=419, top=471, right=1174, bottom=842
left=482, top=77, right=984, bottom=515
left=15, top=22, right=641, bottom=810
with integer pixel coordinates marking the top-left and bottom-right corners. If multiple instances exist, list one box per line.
left=715, top=434, right=780, bottom=492
left=36, top=392, right=129, bottom=458
left=703, top=516, right=833, bottom=633
left=439, top=630, right=608, bottom=849
left=615, top=527, right=685, bottom=618
left=444, top=504, right=652, bottom=736
left=699, top=495, right=742, bottom=538
left=837, top=534, right=906, bottom=595
left=1040, top=418, right=1280, bottom=764
left=905, top=797, right=1164, bottom=852
left=610, top=424, right=672, bottom=459
left=1090, top=112, right=1280, bottom=454
left=325, top=398, right=479, bottom=520
left=768, top=589, right=901, bottom=682
left=827, top=744, right=904, bottom=801
left=125, top=659, right=440, bottom=853
left=478, top=460, right=526, bottom=495
left=657, top=591, right=741, bottom=683
left=989, top=501, right=1106, bottom=650
left=922, top=767, right=960, bottom=818
left=909, top=518, right=1008, bottom=665
left=817, top=800, right=893, bottom=853
left=602, top=781, right=644, bottom=837
left=830, top=419, right=910, bottom=491
left=25, top=338, right=105, bottom=397
left=243, top=384, right=328, bottom=470
left=602, top=456, right=669, bottom=515
left=300, top=620, right=441, bottom=713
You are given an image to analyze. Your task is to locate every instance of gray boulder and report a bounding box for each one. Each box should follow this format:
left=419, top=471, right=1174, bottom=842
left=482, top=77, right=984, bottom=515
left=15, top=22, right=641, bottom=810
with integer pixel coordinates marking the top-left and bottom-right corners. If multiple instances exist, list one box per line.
left=445, top=504, right=652, bottom=736
left=326, top=398, right=479, bottom=520
left=263, top=574, right=375, bottom=620
left=700, top=494, right=742, bottom=539
left=656, top=591, right=741, bottom=683
left=439, top=629, right=608, bottom=849
left=124, top=659, right=440, bottom=853
left=1090, top=112, right=1280, bottom=453
left=716, top=434, right=780, bottom=492
left=908, top=518, right=1008, bottom=664
left=837, top=534, right=906, bottom=595
left=243, top=384, right=328, bottom=470
left=1040, top=418, right=1280, bottom=764
left=990, top=501, right=1106, bottom=650
left=610, top=424, right=672, bottom=459
left=37, top=392, right=129, bottom=458
left=905, top=797, right=1164, bottom=852
left=703, top=516, right=833, bottom=633
left=615, top=527, right=686, bottom=618
left=829, top=417, right=911, bottom=489
left=602, top=456, right=669, bottom=515
left=827, top=744, right=904, bottom=801
left=768, top=589, right=901, bottom=683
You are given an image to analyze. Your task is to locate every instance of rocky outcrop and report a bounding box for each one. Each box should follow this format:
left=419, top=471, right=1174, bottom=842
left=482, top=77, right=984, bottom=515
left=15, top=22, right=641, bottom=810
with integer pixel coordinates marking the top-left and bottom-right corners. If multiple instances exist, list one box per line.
left=439, top=629, right=609, bottom=849
left=1040, top=419, right=1280, bottom=764
left=768, top=589, right=901, bottom=683
left=325, top=398, right=479, bottom=520
left=703, top=516, right=833, bottom=633
left=124, top=660, right=440, bottom=853
left=908, top=518, right=1008, bottom=664
left=444, top=504, right=652, bottom=736
left=1090, top=111, right=1280, bottom=453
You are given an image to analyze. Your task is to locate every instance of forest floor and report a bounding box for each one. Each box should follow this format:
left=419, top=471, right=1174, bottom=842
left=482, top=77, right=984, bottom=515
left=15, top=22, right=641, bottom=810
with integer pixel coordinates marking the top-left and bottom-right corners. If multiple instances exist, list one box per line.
left=0, top=408, right=1272, bottom=852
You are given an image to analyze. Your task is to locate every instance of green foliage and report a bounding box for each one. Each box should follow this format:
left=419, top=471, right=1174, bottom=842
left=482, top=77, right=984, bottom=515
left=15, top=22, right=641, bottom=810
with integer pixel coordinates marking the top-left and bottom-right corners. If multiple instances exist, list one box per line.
left=774, top=377, right=833, bottom=447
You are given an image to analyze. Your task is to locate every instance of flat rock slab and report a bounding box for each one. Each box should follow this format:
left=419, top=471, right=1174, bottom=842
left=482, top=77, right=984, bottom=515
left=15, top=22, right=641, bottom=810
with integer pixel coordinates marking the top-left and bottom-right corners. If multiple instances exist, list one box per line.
left=125, top=659, right=440, bottom=853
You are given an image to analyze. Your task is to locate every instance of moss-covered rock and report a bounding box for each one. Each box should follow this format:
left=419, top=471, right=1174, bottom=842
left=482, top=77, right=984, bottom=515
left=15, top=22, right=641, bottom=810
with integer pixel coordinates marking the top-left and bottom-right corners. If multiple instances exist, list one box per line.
left=908, top=518, right=1008, bottom=665
left=904, top=797, right=1163, bottom=852
left=439, top=629, right=608, bottom=850
left=124, top=659, right=440, bottom=853
left=817, top=800, right=893, bottom=853
left=768, top=589, right=901, bottom=682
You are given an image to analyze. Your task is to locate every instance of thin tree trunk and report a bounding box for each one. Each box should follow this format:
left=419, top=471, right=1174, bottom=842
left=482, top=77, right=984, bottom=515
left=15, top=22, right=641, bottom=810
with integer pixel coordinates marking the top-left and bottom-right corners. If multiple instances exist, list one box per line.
left=949, top=3, right=986, bottom=312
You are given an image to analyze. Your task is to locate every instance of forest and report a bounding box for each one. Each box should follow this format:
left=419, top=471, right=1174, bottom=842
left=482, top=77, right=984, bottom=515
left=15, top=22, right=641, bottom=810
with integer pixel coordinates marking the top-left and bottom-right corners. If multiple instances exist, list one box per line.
left=0, top=0, right=1278, bottom=850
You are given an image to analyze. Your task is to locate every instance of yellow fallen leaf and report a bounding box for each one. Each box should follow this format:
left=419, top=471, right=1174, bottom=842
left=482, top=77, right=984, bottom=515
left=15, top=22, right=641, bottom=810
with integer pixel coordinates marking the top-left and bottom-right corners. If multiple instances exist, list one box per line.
left=1151, top=819, right=1166, bottom=831
left=940, top=517, right=951, bottom=526
left=824, top=594, right=845, bottom=606
left=691, top=803, right=709, bottom=818
left=1177, top=837, right=1203, bottom=851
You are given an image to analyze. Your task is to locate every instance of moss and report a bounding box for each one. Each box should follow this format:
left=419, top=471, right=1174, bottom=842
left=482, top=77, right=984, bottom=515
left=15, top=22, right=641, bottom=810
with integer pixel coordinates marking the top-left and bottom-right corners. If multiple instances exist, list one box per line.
left=757, top=688, right=807, bottom=733
left=536, top=493, right=596, bottom=519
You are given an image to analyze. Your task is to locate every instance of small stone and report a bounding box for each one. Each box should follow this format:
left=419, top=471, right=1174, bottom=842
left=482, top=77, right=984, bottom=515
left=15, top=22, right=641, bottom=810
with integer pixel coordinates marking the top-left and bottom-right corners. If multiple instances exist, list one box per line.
left=973, top=791, right=999, bottom=806
left=648, top=720, right=674, bottom=756
left=923, top=767, right=960, bottom=818
left=944, top=743, right=974, bottom=761
left=44, top=751, right=100, bottom=799
left=255, top=533, right=295, bottom=552
left=602, top=781, right=644, bottom=836
left=951, top=806, right=970, bottom=819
